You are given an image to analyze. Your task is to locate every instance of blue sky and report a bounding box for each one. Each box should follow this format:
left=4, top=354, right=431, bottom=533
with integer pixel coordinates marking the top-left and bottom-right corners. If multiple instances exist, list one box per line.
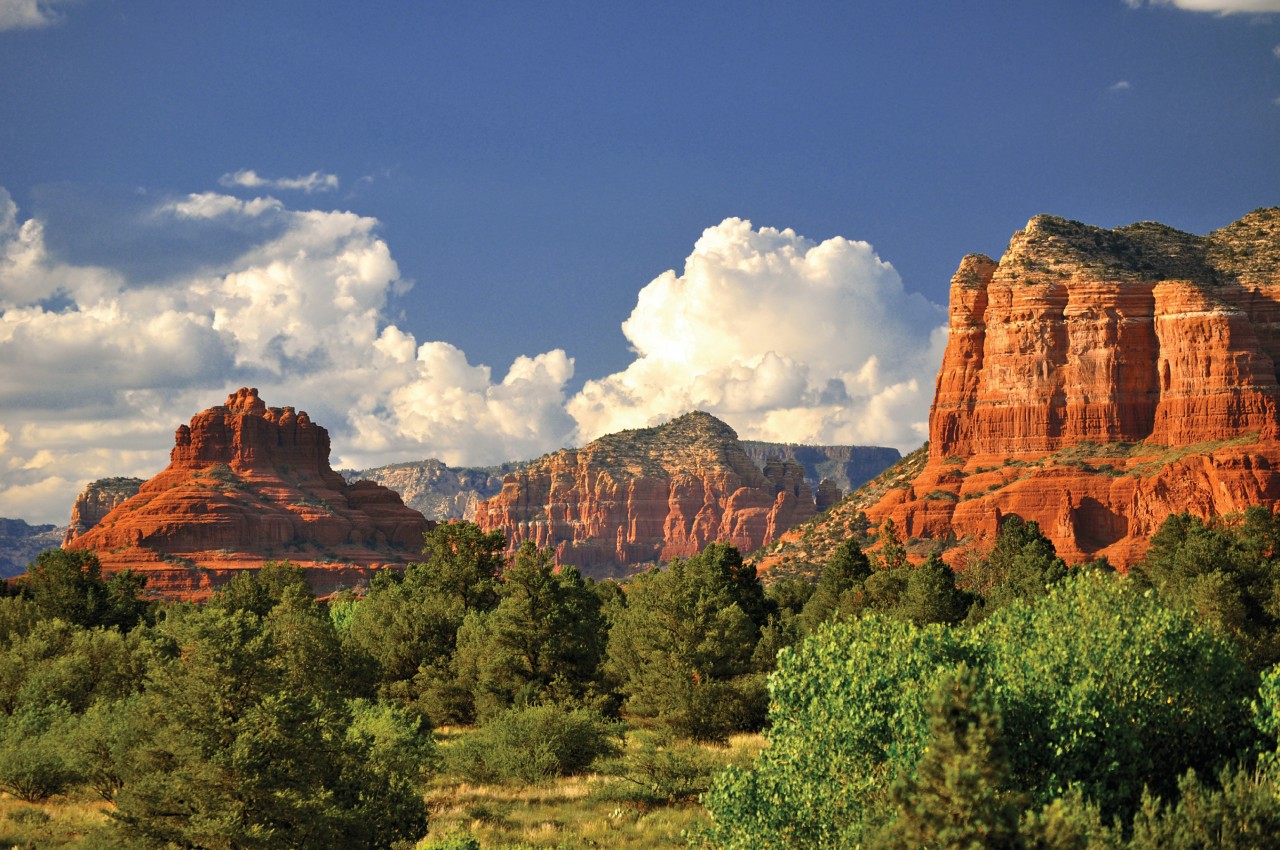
left=1, top=0, right=1278, bottom=523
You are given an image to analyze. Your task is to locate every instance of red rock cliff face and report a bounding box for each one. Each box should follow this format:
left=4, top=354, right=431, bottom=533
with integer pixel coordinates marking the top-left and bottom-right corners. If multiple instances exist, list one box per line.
left=64, top=388, right=430, bottom=598
left=869, top=208, right=1280, bottom=567
left=474, top=412, right=820, bottom=578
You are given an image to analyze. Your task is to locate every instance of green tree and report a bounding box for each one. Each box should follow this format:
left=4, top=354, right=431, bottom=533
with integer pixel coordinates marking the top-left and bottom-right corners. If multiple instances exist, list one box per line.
left=412, top=521, right=507, bottom=610
left=212, top=561, right=311, bottom=617
left=454, top=542, right=607, bottom=719
left=1133, top=510, right=1280, bottom=669
left=873, top=665, right=1025, bottom=850
left=702, top=616, right=970, bottom=849
left=798, top=539, right=872, bottom=633
left=0, top=618, right=151, bottom=715
left=872, top=518, right=910, bottom=572
left=961, top=516, right=1068, bottom=622
left=606, top=544, right=768, bottom=741
left=106, top=606, right=429, bottom=850
left=19, top=549, right=148, bottom=630
left=703, top=572, right=1258, bottom=848
left=976, top=571, right=1256, bottom=819
left=0, top=703, right=78, bottom=802
left=341, top=522, right=508, bottom=721
left=896, top=553, right=972, bottom=627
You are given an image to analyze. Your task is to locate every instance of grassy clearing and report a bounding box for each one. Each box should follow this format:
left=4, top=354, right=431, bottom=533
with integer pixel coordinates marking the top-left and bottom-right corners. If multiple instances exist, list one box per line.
left=420, top=731, right=765, bottom=850
left=0, top=794, right=110, bottom=849
left=0, top=730, right=764, bottom=850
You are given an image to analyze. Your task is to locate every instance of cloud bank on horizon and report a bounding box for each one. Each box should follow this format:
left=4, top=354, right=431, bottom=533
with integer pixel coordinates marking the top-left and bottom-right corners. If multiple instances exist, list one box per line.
left=0, top=183, right=947, bottom=524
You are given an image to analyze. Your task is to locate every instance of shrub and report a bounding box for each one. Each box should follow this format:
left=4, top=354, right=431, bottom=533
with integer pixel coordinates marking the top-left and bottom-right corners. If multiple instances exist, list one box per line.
left=419, top=836, right=481, bottom=850
left=702, top=616, right=970, bottom=849
left=445, top=703, right=621, bottom=784
left=0, top=707, right=78, bottom=802
left=976, top=571, right=1257, bottom=818
left=596, top=731, right=730, bottom=804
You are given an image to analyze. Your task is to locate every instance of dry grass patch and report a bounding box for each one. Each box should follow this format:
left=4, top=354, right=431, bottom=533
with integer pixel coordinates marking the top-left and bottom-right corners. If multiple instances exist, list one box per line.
left=0, top=794, right=111, bottom=849
left=420, top=731, right=765, bottom=850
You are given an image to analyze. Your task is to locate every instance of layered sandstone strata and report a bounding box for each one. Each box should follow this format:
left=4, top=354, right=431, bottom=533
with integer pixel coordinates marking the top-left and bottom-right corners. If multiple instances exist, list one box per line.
left=866, top=207, right=1280, bottom=567
left=64, top=388, right=430, bottom=598
left=474, top=411, right=824, bottom=577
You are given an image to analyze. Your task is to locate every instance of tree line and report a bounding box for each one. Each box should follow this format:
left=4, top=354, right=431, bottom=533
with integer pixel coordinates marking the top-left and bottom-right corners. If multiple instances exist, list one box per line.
left=4, top=507, right=1280, bottom=848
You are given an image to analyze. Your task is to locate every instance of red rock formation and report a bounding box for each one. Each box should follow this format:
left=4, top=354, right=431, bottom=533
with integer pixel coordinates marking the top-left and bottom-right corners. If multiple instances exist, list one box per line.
left=474, top=411, right=821, bottom=577
left=864, top=207, right=1280, bottom=568
left=64, top=388, right=430, bottom=598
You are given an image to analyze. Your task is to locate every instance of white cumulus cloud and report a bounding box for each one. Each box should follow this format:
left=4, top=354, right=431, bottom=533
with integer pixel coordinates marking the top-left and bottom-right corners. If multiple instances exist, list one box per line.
left=566, top=217, right=947, bottom=452
left=0, top=193, right=943, bottom=526
left=0, top=0, right=69, bottom=31
left=1125, top=0, right=1280, bottom=12
left=219, top=170, right=340, bottom=194
left=0, top=187, right=576, bottom=523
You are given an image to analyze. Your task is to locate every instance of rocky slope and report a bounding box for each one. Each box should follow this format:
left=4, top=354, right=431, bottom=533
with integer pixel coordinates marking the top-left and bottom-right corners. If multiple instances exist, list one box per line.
left=840, top=207, right=1280, bottom=568
left=754, top=445, right=930, bottom=579
left=343, top=460, right=524, bottom=521
left=62, top=477, right=144, bottom=546
left=0, top=518, right=65, bottom=578
left=63, top=388, right=430, bottom=598
left=473, top=411, right=826, bottom=577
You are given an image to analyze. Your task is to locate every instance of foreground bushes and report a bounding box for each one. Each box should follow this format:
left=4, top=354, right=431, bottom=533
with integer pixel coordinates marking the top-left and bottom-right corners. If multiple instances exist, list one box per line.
left=445, top=703, right=621, bottom=784
left=702, top=571, right=1261, bottom=849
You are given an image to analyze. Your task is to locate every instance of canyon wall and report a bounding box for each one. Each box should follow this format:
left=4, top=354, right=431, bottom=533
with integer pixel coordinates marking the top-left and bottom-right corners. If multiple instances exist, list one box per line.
left=739, top=442, right=900, bottom=497
left=866, top=207, right=1280, bottom=566
left=474, top=411, right=825, bottom=577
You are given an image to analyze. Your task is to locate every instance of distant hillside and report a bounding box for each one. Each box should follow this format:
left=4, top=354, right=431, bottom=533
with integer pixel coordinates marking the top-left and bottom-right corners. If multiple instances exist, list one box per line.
left=0, top=518, right=65, bottom=578
left=344, top=460, right=526, bottom=521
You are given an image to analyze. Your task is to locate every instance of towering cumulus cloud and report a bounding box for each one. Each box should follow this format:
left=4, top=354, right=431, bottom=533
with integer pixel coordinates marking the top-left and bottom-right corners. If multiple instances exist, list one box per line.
left=0, top=186, right=943, bottom=524
left=568, top=218, right=947, bottom=449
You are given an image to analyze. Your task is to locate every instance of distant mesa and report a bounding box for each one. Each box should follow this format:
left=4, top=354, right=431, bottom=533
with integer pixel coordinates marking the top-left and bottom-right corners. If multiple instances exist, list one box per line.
left=764, top=206, right=1280, bottom=572
left=343, top=459, right=525, bottom=522
left=346, top=444, right=897, bottom=524
left=62, top=477, right=144, bottom=547
left=473, top=410, right=897, bottom=578
left=62, top=387, right=431, bottom=599
left=739, top=441, right=900, bottom=497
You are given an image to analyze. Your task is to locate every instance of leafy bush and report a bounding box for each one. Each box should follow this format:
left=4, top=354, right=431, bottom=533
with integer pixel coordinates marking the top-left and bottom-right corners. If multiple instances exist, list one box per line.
left=0, top=706, right=79, bottom=802
left=976, top=571, right=1257, bottom=817
left=419, top=835, right=481, bottom=850
left=596, top=731, right=731, bottom=804
left=703, top=616, right=969, bottom=848
left=445, top=703, right=621, bottom=784
left=703, top=572, right=1258, bottom=848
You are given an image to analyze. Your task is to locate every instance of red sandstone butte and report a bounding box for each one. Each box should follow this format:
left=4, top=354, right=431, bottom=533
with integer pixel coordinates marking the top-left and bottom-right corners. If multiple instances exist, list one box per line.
left=865, top=207, right=1280, bottom=568
left=64, top=388, right=430, bottom=599
left=474, top=411, right=821, bottom=578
